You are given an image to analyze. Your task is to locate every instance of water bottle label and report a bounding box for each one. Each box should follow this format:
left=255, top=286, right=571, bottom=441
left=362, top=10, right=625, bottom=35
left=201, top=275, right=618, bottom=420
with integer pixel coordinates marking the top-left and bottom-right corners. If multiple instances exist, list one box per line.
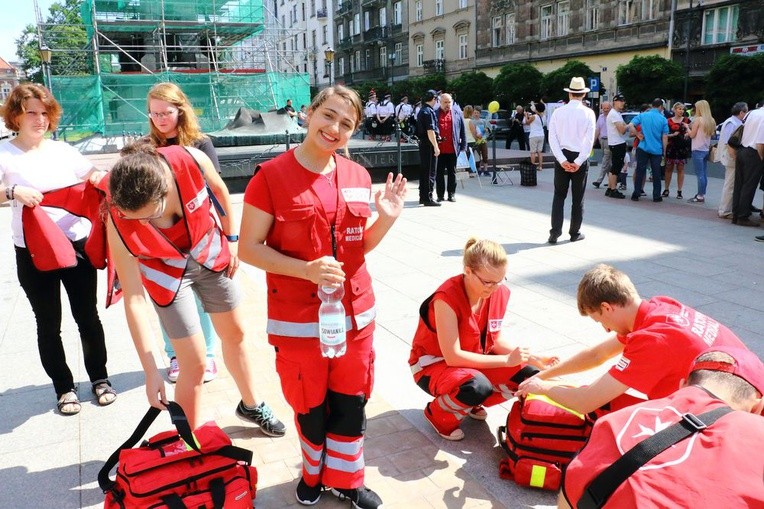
left=320, top=318, right=346, bottom=346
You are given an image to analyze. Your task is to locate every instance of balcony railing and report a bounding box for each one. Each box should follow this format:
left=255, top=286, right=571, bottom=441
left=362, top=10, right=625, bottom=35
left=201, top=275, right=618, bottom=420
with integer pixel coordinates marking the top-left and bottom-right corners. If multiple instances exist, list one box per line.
left=316, top=8, right=327, bottom=19
left=364, top=25, right=387, bottom=43
left=423, top=59, right=446, bottom=73
left=337, top=2, right=353, bottom=16
left=338, top=37, right=353, bottom=50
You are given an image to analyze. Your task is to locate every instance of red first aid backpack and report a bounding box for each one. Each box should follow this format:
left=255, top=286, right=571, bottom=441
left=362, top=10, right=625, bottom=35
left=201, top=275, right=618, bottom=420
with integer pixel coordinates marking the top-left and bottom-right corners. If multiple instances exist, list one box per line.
left=497, top=395, right=593, bottom=491
left=98, top=402, right=257, bottom=508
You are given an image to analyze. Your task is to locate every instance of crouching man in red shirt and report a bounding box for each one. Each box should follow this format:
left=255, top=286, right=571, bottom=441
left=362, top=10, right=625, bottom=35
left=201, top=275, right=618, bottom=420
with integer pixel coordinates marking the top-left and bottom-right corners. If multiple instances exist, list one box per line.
left=517, top=264, right=750, bottom=415
left=560, top=345, right=764, bottom=508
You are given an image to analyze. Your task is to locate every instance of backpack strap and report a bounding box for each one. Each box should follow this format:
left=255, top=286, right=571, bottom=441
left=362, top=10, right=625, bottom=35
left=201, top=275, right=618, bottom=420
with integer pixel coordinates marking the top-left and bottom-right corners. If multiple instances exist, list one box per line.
left=578, top=406, right=732, bottom=509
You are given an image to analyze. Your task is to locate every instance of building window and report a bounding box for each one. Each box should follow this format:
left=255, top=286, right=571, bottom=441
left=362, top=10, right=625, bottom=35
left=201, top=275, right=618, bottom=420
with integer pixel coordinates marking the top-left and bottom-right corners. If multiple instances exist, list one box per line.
left=416, top=1, right=423, bottom=22
left=395, top=42, right=402, bottom=60
left=585, top=0, right=599, bottom=31
left=416, top=44, right=423, bottom=67
left=641, top=0, right=657, bottom=20
left=379, top=46, right=387, bottom=70
left=380, top=7, right=386, bottom=27
left=618, top=0, right=636, bottom=26
left=435, top=39, right=444, bottom=60
left=459, top=0, right=468, bottom=8
left=365, top=49, right=371, bottom=70
left=322, top=25, right=327, bottom=44
left=492, top=16, right=503, bottom=47
left=337, top=23, right=344, bottom=40
left=350, top=54, right=355, bottom=72
left=364, top=10, right=370, bottom=31
left=703, top=5, right=739, bottom=45
left=435, top=0, right=443, bottom=16
left=458, top=34, right=468, bottom=59
left=310, top=0, right=315, bottom=16
left=506, top=13, right=516, bottom=44
left=355, top=50, right=361, bottom=71
left=557, top=1, right=570, bottom=37
left=339, top=56, right=345, bottom=75
left=312, top=29, right=317, bottom=48
left=354, top=13, right=360, bottom=34
left=540, top=4, right=553, bottom=40
left=393, top=2, right=402, bottom=25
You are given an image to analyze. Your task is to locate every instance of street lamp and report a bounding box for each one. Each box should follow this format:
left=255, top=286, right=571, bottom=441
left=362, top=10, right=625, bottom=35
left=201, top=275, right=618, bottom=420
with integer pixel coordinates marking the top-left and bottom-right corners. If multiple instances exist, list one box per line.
left=388, top=52, right=396, bottom=87
left=324, top=48, right=335, bottom=87
left=39, top=45, right=52, bottom=93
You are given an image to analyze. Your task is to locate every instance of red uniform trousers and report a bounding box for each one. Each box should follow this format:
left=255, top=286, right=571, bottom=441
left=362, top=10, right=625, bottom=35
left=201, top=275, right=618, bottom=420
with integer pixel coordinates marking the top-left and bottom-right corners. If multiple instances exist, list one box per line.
left=414, top=361, right=535, bottom=435
left=273, top=326, right=375, bottom=489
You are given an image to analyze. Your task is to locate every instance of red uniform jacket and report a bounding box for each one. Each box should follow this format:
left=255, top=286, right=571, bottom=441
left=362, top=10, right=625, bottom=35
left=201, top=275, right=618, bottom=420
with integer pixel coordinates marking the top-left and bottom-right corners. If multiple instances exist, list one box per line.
left=22, top=182, right=107, bottom=271
left=102, top=145, right=230, bottom=307
left=253, top=151, right=375, bottom=343
left=409, top=275, right=510, bottom=371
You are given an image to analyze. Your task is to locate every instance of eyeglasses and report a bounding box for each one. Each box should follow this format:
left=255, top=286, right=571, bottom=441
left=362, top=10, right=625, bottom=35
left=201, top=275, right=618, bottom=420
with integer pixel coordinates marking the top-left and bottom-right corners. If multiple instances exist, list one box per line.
left=472, top=271, right=507, bottom=288
left=115, top=196, right=166, bottom=221
left=148, top=109, right=178, bottom=120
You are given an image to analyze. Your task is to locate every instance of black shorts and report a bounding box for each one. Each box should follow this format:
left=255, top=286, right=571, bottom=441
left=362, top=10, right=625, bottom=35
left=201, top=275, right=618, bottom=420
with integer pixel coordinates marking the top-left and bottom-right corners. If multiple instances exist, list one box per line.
left=609, top=143, right=627, bottom=176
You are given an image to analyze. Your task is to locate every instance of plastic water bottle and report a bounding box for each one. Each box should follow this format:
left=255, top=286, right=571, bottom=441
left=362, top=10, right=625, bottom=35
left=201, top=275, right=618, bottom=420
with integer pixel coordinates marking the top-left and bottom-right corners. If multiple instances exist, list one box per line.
left=318, top=284, right=346, bottom=358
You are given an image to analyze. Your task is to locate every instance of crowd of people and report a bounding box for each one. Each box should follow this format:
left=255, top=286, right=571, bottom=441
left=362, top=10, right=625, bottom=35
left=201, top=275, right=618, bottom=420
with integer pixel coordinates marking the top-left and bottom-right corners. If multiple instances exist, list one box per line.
left=1, top=78, right=763, bottom=509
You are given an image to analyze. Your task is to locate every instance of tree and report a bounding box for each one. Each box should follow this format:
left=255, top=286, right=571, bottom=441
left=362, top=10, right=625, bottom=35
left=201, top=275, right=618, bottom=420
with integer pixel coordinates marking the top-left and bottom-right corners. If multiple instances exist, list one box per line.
left=492, top=63, right=543, bottom=109
left=615, top=55, right=684, bottom=107
left=447, top=71, right=494, bottom=109
left=15, top=0, right=89, bottom=83
left=542, top=60, right=594, bottom=101
left=705, top=53, right=764, bottom=122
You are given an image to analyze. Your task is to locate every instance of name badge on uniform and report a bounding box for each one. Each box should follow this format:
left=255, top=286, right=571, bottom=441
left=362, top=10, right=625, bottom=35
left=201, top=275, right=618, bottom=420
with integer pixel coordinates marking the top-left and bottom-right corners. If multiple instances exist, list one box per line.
left=489, top=319, right=503, bottom=332
left=341, top=187, right=371, bottom=203
left=185, top=186, right=208, bottom=212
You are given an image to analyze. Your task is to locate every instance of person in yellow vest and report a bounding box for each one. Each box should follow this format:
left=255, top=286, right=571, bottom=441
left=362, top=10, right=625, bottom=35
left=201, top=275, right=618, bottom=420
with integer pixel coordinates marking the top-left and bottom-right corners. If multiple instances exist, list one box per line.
left=104, top=142, right=285, bottom=435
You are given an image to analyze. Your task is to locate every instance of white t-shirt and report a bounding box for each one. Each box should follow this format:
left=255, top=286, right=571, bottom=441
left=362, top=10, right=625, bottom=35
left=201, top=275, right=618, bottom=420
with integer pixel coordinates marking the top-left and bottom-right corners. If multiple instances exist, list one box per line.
left=376, top=100, right=394, bottom=118
left=607, top=109, right=627, bottom=145
left=364, top=101, right=377, bottom=119
left=741, top=107, right=764, bottom=150
left=0, top=139, right=93, bottom=247
left=396, top=102, right=413, bottom=121
left=528, top=113, right=544, bottom=138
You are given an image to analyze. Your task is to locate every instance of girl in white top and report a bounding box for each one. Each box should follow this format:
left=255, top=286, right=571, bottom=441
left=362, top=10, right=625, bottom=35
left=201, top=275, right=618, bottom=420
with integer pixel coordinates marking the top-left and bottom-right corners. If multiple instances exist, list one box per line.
left=527, top=103, right=546, bottom=170
left=688, top=99, right=716, bottom=203
left=0, top=83, right=113, bottom=415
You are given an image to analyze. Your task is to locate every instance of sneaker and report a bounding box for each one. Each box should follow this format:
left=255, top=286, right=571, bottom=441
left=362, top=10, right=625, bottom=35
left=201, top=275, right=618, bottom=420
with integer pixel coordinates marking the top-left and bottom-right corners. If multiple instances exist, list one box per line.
left=618, top=184, right=627, bottom=191
left=604, top=188, right=612, bottom=197
left=424, top=405, right=464, bottom=441
left=468, top=406, right=488, bottom=420
left=755, top=235, right=764, bottom=243
left=640, top=191, right=647, bottom=197
left=203, top=357, right=218, bottom=383
left=677, top=190, right=683, bottom=199
left=608, top=189, right=626, bottom=199
left=592, top=181, right=601, bottom=189
left=331, top=486, right=383, bottom=509
left=236, top=401, right=287, bottom=437
left=167, top=357, right=180, bottom=383
left=295, top=478, right=322, bottom=506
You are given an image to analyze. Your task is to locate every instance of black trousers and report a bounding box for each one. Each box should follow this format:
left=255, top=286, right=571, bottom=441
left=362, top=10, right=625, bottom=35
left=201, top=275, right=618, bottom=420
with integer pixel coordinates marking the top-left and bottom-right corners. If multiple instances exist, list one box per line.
left=15, top=244, right=108, bottom=397
left=436, top=152, right=457, bottom=199
left=732, top=147, right=764, bottom=220
left=418, top=142, right=438, bottom=202
left=550, top=152, right=588, bottom=237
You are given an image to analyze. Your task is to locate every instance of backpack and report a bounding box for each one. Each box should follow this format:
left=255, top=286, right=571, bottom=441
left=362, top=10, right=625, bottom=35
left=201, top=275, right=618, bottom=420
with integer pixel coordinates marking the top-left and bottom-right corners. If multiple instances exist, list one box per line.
left=727, top=123, right=745, bottom=149
left=497, top=395, right=593, bottom=491
left=99, top=402, right=257, bottom=509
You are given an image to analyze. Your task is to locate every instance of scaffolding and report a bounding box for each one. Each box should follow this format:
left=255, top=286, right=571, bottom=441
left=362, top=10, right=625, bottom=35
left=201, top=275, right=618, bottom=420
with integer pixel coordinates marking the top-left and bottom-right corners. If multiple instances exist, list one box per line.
left=35, top=0, right=310, bottom=138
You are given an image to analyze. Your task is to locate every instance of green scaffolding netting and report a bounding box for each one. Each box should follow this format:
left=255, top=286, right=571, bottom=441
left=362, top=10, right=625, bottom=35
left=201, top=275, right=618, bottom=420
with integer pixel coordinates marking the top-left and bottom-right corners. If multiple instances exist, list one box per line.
left=52, top=71, right=310, bottom=137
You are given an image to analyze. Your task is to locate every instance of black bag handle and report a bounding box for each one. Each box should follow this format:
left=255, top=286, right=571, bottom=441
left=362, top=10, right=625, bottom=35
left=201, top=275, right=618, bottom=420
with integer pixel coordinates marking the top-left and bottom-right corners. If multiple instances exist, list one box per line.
left=161, top=477, right=227, bottom=509
left=578, top=406, right=732, bottom=509
left=98, top=402, right=199, bottom=493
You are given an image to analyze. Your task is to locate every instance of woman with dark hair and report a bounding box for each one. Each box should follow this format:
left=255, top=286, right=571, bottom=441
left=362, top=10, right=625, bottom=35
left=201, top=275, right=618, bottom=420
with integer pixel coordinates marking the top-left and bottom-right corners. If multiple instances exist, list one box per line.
left=0, top=83, right=114, bottom=415
left=239, top=85, right=406, bottom=509
left=146, top=82, right=221, bottom=384
left=104, top=142, right=285, bottom=434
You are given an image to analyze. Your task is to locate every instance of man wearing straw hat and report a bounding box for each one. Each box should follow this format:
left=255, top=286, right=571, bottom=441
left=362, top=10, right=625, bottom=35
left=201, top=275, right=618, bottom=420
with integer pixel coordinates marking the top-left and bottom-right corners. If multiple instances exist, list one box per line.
left=547, top=77, right=596, bottom=244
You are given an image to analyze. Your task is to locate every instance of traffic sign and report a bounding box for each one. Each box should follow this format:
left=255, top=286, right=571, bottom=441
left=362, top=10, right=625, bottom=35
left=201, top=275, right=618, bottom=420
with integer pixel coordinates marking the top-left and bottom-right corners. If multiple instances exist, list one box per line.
left=588, top=77, right=600, bottom=92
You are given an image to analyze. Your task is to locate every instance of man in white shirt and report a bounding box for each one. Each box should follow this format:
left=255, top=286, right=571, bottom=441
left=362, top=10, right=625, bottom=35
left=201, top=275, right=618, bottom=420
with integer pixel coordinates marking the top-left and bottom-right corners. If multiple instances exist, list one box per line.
left=732, top=101, right=764, bottom=227
left=364, top=94, right=378, bottom=140
left=591, top=101, right=612, bottom=189
left=605, top=94, right=628, bottom=199
left=547, top=77, right=596, bottom=244
left=717, top=102, right=748, bottom=219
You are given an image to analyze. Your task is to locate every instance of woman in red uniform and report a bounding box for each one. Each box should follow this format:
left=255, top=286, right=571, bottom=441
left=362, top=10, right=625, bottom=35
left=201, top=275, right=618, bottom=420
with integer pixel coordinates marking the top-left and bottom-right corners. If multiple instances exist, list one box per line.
left=409, top=238, right=558, bottom=440
left=105, top=142, right=285, bottom=434
left=239, top=85, right=406, bottom=509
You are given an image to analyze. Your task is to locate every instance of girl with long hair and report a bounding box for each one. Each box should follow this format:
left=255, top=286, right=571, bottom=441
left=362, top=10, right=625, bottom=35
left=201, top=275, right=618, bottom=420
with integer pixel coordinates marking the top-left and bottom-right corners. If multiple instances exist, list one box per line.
left=688, top=99, right=716, bottom=203
left=663, top=102, right=691, bottom=199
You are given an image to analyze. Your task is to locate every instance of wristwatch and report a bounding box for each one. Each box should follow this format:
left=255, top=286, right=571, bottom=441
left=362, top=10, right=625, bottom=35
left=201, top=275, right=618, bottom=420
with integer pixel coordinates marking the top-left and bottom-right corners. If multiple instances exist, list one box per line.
left=225, top=234, right=239, bottom=242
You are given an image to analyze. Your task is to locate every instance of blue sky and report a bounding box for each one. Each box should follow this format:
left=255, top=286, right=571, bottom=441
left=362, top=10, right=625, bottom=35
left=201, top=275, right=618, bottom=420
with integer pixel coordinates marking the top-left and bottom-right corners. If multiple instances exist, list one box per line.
left=0, top=0, right=57, bottom=63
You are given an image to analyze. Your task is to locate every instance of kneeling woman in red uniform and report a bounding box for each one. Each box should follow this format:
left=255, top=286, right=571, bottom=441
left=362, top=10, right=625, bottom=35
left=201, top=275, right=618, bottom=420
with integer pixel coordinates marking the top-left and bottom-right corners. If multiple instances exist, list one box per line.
left=105, top=143, right=285, bottom=435
left=409, top=238, right=558, bottom=441
left=239, top=85, right=407, bottom=509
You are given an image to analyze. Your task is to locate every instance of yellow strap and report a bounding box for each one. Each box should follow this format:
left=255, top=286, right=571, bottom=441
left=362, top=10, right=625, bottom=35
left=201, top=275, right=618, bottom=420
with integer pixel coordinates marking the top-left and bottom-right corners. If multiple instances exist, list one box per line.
left=529, top=464, right=547, bottom=488
left=526, top=393, right=585, bottom=420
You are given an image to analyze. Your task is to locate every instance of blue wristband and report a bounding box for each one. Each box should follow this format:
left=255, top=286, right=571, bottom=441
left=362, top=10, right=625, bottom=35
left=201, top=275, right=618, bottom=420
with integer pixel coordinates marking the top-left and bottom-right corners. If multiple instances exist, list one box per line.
left=225, top=234, right=239, bottom=242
